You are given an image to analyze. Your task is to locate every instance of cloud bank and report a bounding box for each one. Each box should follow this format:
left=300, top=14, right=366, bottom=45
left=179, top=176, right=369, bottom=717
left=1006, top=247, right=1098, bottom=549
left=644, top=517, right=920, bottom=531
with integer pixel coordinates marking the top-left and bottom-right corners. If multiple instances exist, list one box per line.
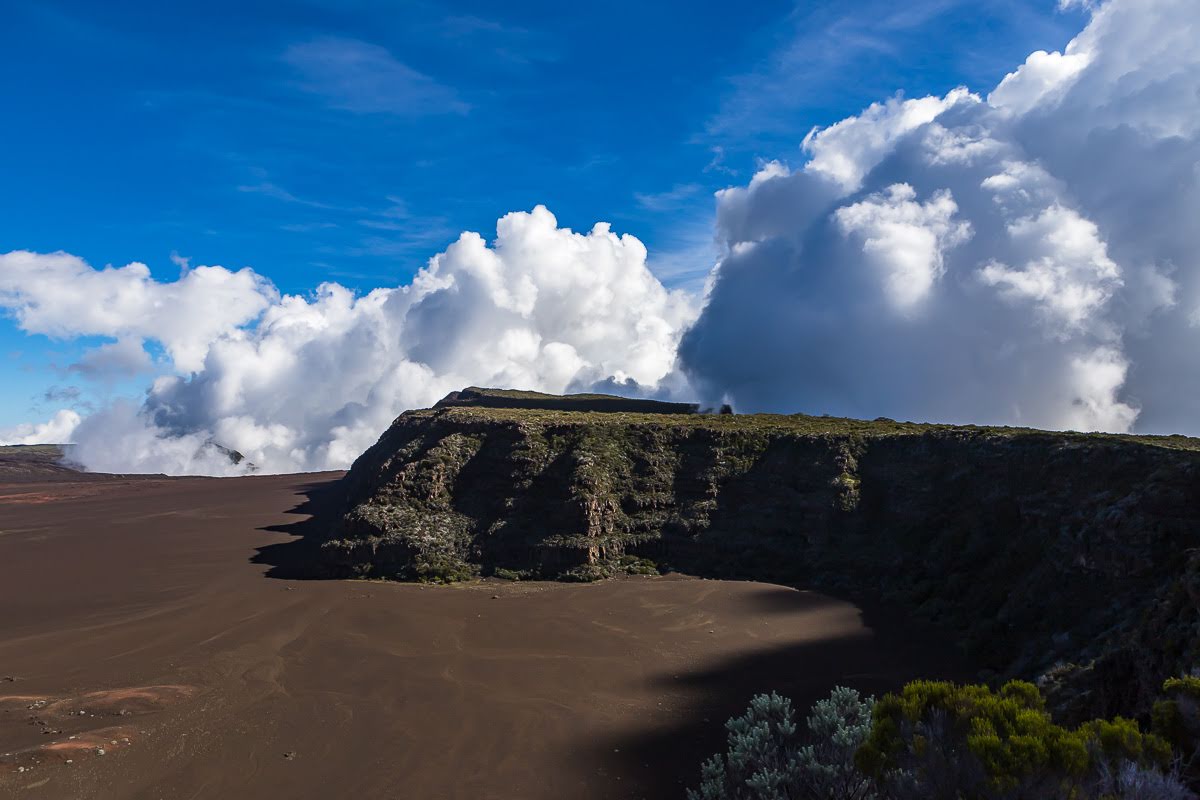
left=0, top=208, right=694, bottom=472
left=4, top=0, right=1199, bottom=472
left=681, top=0, right=1200, bottom=435
left=0, top=409, right=82, bottom=447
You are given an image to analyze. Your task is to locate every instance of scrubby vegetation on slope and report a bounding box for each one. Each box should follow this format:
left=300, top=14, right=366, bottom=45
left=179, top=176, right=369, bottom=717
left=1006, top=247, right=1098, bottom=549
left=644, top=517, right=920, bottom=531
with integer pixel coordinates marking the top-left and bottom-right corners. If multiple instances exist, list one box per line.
left=693, top=680, right=1197, bottom=799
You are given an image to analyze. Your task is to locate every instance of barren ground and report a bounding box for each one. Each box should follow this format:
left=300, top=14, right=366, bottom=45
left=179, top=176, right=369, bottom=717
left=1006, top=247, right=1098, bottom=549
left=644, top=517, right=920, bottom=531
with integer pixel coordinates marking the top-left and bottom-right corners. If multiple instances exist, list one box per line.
left=0, top=471, right=968, bottom=799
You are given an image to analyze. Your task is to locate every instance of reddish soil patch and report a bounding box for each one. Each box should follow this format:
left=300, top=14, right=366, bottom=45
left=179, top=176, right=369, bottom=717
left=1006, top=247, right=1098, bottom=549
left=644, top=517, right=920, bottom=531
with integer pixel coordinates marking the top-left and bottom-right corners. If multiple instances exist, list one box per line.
left=0, top=485, right=123, bottom=505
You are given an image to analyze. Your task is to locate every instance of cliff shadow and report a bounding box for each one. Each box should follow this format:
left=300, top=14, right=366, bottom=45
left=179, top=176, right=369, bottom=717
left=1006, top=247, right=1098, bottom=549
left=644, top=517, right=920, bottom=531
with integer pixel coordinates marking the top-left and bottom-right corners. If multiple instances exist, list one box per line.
left=648, top=436, right=846, bottom=581
left=573, top=589, right=975, bottom=799
left=252, top=476, right=346, bottom=579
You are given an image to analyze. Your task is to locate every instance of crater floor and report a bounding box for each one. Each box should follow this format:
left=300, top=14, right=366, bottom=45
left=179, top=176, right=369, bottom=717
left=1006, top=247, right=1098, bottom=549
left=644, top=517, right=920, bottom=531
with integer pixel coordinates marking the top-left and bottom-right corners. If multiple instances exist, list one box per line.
left=0, top=473, right=966, bottom=799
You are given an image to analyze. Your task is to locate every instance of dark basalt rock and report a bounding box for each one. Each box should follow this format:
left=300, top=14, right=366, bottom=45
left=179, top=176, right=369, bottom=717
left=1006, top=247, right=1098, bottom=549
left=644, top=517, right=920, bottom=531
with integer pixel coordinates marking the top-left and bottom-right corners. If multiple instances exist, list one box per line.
left=323, top=388, right=1200, bottom=723
left=434, top=386, right=731, bottom=415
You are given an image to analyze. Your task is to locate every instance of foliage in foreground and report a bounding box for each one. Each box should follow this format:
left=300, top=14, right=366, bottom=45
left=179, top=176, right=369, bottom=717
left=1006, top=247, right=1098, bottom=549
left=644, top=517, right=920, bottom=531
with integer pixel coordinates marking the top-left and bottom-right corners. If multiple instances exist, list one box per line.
left=689, top=688, right=877, bottom=800
left=1154, top=676, right=1200, bottom=786
left=692, top=681, right=1196, bottom=800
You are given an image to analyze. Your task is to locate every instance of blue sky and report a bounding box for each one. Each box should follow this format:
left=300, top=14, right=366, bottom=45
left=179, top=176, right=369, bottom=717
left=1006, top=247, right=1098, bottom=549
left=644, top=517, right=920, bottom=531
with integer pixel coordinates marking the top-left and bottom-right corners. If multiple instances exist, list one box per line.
left=0, top=0, right=1086, bottom=428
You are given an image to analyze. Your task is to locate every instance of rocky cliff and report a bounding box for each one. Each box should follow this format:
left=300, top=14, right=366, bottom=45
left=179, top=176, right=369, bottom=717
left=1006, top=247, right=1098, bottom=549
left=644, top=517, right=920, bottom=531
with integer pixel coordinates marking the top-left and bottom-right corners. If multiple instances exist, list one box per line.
left=324, top=392, right=1200, bottom=722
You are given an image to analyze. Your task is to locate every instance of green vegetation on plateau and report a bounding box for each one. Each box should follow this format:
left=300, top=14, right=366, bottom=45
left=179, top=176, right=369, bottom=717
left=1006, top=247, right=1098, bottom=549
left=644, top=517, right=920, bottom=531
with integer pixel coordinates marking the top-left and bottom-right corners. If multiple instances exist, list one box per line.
left=0, top=444, right=81, bottom=481
left=433, top=385, right=726, bottom=414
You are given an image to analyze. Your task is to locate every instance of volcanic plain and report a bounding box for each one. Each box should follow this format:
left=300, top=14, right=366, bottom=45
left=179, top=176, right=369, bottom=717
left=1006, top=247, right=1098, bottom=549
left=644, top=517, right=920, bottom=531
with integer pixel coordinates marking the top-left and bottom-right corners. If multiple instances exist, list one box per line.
left=0, top=460, right=965, bottom=799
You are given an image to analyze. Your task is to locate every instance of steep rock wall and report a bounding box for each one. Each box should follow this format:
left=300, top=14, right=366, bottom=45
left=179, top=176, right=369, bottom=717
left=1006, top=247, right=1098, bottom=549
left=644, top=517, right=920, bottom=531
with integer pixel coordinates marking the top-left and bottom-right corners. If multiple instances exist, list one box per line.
left=324, top=406, right=1200, bottom=721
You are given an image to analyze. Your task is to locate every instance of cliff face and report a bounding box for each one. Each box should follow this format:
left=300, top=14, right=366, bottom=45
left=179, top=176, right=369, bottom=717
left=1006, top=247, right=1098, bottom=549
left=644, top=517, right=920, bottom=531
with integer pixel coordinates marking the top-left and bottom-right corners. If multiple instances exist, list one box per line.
left=325, top=402, right=1200, bottom=721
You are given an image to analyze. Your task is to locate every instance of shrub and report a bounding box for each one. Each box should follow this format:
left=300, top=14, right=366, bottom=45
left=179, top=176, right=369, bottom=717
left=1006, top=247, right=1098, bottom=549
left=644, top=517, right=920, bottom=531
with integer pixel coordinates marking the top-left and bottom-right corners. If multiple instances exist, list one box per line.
left=617, top=554, right=660, bottom=575
left=794, top=687, right=877, bottom=800
left=692, top=681, right=1195, bottom=800
left=1154, top=675, right=1200, bottom=786
left=556, top=556, right=660, bottom=582
left=413, top=556, right=476, bottom=583
left=558, top=563, right=608, bottom=582
left=688, top=687, right=876, bottom=800
left=1092, top=759, right=1194, bottom=800
left=491, top=567, right=527, bottom=581
left=857, top=680, right=1176, bottom=799
left=1155, top=676, right=1200, bottom=748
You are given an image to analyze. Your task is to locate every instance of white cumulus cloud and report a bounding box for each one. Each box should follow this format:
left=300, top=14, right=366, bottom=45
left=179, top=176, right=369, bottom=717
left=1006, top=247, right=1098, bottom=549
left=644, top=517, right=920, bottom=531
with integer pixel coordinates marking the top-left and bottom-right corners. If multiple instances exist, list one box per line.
left=0, top=409, right=81, bottom=446
left=803, top=89, right=977, bottom=191
left=0, top=251, right=275, bottom=373
left=835, top=184, right=972, bottom=311
left=978, top=205, right=1121, bottom=335
left=989, top=49, right=1091, bottom=115
left=4, top=0, right=1199, bottom=473
left=1, top=207, right=696, bottom=474
left=681, top=0, right=1200, bottom=436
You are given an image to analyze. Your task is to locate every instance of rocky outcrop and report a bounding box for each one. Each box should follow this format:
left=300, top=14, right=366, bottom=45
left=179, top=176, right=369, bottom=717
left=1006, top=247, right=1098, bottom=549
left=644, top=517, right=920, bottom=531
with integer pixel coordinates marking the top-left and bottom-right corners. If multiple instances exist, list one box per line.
left=324, top=394, right=1200, bottom=722
left=434, top=386, right=730, bottom=414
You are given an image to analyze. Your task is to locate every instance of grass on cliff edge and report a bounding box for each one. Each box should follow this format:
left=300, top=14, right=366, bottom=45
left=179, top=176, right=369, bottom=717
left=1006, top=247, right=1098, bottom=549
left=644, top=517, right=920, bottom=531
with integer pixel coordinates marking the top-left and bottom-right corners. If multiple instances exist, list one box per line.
left=456, top=386, right=639, bottom=403
left=0, top=444, right=67, bottom=456
left=407, top=406, right=1200, bottom=453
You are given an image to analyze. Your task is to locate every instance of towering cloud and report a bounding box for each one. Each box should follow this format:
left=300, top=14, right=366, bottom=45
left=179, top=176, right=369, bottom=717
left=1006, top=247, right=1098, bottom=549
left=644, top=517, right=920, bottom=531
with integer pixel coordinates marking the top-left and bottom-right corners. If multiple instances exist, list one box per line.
left=3, top=207, right=695, bottom=473
left=4, top=0, right=1197, bottom=474
left=680, top=0, right=1199, bottom=435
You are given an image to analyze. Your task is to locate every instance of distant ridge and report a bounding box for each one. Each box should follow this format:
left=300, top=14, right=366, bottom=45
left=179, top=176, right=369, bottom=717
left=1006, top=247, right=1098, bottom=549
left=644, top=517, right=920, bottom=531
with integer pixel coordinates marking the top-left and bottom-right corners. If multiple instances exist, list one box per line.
left=434, top=386, right=731, bottom=415
left=0, top=444, right=92, bottom=482
left=0, top=441, right=251, bottom=480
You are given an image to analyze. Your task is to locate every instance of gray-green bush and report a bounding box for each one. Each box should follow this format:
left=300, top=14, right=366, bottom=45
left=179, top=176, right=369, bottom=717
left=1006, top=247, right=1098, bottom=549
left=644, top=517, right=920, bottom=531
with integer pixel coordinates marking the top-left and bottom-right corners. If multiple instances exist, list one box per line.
left=688, top=687, right=875, bottom=800
left=691, top=682, right=1197, bottom=800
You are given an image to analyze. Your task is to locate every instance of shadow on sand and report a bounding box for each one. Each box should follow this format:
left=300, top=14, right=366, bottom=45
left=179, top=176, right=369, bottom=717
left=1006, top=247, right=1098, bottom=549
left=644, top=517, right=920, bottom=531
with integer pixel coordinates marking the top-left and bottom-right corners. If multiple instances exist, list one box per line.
left=579, top=589, right=973, bottom=799
left=250, top=482, right=971, bottom=798
left=252, top=476, right=345, bottom=579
